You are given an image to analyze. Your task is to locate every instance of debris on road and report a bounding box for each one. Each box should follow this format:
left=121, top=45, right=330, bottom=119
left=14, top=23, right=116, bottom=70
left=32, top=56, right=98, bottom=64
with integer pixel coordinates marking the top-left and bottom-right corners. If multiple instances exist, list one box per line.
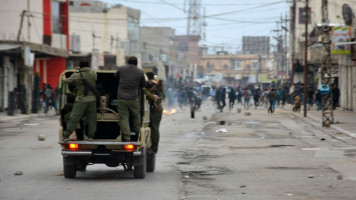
left=38, top=134, right=45, bottom=141
left=203, top=116, right=208, bottom=120
left=337, top=175, right=343, bottom=180
left=14, top=171, right=23, bottom=175
left=216, top=128, right=227, bottom=133
left=308, top=175, right=314, bottom=178
left=244, top=112, right=251, bottom=116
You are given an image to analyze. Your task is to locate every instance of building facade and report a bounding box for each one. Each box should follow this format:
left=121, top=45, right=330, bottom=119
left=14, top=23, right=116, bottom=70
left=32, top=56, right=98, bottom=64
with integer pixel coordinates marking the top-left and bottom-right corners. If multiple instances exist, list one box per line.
left=200, top=52, right=275, bottom=88
left=290, top=0, right=356, bottom=111
left=0, top=0, right=69, bottom=113
left=140, top=26, right=175, bottom=80
left=173, top=35, right=200, bottom=83
left=69, top=1, right=140, bottom=69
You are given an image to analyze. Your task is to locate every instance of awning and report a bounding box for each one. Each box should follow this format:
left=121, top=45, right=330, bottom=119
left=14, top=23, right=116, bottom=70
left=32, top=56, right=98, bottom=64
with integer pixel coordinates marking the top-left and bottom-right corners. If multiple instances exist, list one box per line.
left=0, top=44, right=21, bottom=51
left=0, top=41, right=68, bottom=57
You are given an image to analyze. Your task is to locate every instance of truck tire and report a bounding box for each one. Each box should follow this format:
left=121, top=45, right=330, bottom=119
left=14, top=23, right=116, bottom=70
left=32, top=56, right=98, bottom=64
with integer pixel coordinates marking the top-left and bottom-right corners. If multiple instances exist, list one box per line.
left=146, top=154, right=156, bottom=172
left=134, top=149, right=147, bottom=179
left=63, top=156, right=77, bottom=178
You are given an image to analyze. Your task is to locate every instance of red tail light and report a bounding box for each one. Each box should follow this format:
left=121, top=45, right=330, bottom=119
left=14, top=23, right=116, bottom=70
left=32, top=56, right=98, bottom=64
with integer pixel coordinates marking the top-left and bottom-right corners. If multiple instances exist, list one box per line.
left=125, top=144, right=135, bottom=150
left=68, top=143, right=79, bottom=150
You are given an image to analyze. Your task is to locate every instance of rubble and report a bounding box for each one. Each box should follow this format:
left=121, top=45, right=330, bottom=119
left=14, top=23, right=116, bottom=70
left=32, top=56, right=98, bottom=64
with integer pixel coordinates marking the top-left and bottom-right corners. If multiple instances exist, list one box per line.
left=216, top=129, right=227, bottom=133
left=38, top=134, right=46, bottom=141
left=244, top=112, right=251, bottom=116
left=14, top=171, right=23, bottom=175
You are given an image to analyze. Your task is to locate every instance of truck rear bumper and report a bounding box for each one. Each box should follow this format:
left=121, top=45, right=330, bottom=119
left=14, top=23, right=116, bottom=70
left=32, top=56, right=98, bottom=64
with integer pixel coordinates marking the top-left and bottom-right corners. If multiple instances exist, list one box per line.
left=61, top=150, right=142, bottom=156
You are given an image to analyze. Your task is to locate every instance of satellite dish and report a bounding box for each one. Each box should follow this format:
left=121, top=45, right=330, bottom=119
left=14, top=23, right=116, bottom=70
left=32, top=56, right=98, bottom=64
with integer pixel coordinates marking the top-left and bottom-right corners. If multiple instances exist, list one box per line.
left=342, top=4, right=354, bottom=26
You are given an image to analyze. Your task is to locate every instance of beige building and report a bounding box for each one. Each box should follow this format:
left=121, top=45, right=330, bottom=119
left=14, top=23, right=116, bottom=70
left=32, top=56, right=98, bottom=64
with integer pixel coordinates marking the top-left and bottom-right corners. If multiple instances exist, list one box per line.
left=200, top=53, right=275, bottom=87
left=69, top=1, right=140, bottom=68
left=173, top=35, right=201, bottom=82
left=140, top=27, right=175, bottom=80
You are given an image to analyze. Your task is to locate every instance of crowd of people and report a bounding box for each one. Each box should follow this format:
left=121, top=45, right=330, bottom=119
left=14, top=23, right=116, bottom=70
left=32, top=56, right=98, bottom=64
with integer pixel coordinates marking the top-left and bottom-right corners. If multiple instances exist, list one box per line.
left=158, top=81, right=341, bottom=114
left=205, top=82, right=341, bottom=113
left=50, top=56, right=342, bottom=156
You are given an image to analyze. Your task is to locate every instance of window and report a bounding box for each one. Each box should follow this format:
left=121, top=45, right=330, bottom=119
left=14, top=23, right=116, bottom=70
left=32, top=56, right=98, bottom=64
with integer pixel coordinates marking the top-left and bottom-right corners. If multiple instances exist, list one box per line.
left=206, top=62, right=214, bottom=72
left=230, top=60, right=242, bottom=70
left=52, top=1, right=60, bottom=33
left=128, top=17, right=139, bottom=41
left=178, top=42, right=189, bottom=52
left=251, top=61, right=259, bottom=70
left=299, top=7, right=311, bottom=24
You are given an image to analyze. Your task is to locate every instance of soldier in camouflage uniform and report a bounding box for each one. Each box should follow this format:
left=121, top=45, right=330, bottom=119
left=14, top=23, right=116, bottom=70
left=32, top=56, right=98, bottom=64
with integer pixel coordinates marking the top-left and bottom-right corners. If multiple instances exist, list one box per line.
left=62, top=61, right=97, bottom=140
left=145, top=72, right=163, bottom=154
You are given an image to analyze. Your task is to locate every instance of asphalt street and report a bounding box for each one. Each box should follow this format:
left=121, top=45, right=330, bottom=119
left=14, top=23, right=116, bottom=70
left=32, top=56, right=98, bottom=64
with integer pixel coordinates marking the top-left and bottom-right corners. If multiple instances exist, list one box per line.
left=1, top=101, right=356, bottom=200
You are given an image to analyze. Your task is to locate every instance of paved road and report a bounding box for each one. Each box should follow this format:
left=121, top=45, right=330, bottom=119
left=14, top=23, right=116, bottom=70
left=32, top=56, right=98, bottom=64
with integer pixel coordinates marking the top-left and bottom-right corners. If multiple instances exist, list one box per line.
left=177, top=103, right=356, bottom=200
left=1, top=102, right=356, bottom=200
left=0, top=104, right=214, bottom=200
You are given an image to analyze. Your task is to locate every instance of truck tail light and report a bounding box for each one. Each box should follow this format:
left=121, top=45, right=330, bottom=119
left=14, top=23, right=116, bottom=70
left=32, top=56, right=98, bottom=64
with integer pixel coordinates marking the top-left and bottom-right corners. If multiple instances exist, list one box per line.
left=68, top=143, right=79, bottom=150
left=125, top=144, right=135, bottom=150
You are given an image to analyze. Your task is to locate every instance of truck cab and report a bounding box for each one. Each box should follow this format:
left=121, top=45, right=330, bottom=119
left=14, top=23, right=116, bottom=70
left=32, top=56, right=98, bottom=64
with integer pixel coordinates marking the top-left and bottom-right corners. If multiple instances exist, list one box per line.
left=58, top=69, right=155, bottom=179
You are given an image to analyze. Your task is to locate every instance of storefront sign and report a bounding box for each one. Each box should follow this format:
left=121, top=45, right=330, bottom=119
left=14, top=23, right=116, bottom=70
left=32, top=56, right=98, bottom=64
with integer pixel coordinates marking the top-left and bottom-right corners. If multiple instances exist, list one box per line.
left=332, top=26, right=351, bottom=55
left=23, top=46, right=34, bottom=67
left=258, top=73, right=269, bottom=83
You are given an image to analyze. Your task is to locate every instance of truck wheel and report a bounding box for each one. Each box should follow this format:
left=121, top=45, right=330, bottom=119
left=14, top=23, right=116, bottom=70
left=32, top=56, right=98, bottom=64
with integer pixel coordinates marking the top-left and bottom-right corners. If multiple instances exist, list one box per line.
left=63, top=156, right=77, bottom=178
left=146, top=154, right=156, bottom=172
left=134, top=149, right=147, bottom=179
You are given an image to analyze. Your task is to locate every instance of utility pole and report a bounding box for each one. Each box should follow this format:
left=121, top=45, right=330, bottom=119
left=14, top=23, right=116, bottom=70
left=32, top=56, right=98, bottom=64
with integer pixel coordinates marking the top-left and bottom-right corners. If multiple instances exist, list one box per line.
left=17, top=10, right=26, bottom=41
left=284, top=13, right=288, bottom=80
left=280, top=15, right=284, bottom=79
left=291, top=0, right=296, bottom=84
left=321, top=0, right=334, bottom=126
left=27, top=0, right=31, bottom=41
left=303, top=0, right=309, bottom=117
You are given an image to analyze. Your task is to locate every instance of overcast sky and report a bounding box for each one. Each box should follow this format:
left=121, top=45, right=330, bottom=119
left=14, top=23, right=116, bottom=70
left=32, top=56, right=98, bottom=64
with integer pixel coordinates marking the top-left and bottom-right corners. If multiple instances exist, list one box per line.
left=102, top=0, right=290, bottom=52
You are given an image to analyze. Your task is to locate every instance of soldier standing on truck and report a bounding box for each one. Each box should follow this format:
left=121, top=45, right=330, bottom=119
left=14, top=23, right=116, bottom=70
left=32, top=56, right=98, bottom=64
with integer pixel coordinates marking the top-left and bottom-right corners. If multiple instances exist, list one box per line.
left=62, top=60, right=97, bottom=141
left=144, top=73, right=163, bottom=154
left=114, top=56, right=146, bottom=142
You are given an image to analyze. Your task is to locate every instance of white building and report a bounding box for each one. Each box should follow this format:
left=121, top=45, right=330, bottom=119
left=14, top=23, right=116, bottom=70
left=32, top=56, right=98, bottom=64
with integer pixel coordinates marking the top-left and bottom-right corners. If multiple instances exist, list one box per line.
left=69, top=1, right=140, bottom=68
left=0, top=0, right=69, bottom=114
left=290, top=0, right=356, bottom=111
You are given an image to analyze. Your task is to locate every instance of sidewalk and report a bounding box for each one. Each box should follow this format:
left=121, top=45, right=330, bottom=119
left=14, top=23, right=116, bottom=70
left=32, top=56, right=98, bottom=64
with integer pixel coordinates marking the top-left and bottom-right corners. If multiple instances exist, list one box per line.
left=0, top=109, right=55, bottom=123
left=284, top=104, right=356, bottom=138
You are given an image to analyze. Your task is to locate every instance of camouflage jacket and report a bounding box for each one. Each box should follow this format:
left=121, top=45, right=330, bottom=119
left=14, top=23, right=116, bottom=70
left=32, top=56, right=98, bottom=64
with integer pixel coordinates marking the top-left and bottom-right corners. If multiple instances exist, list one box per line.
left=62, top=67, right=97, bottom=102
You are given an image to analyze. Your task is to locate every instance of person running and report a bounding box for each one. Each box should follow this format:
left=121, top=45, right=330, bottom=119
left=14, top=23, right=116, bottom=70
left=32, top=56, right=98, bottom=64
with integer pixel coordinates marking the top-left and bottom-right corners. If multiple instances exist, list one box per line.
left=228, top=88, right=236, bottom=111
left=267, top=88, right=277, bottom=113
left=243, top=88, right=251, bottom=109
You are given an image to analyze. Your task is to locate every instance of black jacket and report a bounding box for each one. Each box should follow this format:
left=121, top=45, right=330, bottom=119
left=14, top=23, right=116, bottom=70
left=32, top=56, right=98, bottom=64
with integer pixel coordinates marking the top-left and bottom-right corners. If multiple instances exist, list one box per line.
left=114, top=65, right=146, bottom=100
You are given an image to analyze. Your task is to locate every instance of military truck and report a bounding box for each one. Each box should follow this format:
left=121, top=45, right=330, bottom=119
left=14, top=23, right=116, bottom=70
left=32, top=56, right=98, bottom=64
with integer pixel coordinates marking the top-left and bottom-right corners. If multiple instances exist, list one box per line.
left=58, top=69, right=155, bottom=179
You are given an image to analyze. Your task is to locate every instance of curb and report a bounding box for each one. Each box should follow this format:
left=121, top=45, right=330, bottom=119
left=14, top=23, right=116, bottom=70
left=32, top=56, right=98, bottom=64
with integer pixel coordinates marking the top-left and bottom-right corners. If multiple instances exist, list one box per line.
left=285, top=106, right=356, bottom=139
left=330, top=124, right=356, bottom=138
left=0, top=113, right=48, bottom=123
